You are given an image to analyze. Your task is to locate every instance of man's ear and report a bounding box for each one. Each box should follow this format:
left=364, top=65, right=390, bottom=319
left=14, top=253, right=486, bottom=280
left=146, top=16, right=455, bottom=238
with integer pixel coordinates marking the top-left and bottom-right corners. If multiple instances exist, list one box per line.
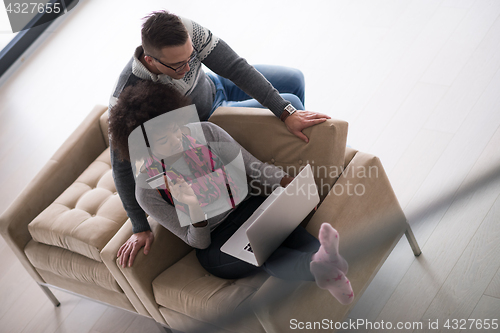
left=143, top=55, right=155, bottom=66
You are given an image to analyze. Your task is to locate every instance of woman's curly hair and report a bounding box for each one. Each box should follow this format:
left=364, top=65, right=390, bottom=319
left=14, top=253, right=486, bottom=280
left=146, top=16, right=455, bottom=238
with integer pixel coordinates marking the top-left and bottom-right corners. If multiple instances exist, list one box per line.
left=108, top=80, right=191, bottom=162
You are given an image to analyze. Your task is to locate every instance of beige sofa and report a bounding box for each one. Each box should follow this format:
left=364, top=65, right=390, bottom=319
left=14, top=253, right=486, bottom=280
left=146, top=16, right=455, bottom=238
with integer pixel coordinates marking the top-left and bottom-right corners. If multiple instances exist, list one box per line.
left=0, top=105, right=420, bottom=333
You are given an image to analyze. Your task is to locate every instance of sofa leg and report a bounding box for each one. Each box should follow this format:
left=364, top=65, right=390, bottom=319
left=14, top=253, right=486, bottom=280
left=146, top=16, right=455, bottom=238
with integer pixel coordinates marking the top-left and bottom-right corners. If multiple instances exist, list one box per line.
left=39, top=284, right=61, bottom=307
left=405, top=224, right=422, bottom=256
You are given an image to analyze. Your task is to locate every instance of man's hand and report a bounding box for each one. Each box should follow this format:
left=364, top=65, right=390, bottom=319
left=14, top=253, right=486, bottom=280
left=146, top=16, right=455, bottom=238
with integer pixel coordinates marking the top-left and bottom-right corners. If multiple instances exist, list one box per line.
left=284, top=110, right=331, bottom=143
left=117, top=230, right=154, bottom=268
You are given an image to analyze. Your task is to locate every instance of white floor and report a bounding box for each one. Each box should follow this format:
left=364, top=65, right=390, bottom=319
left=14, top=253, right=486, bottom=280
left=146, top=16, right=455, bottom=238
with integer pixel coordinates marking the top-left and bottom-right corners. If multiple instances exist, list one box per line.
left=0, top=0, right=499, bottom=332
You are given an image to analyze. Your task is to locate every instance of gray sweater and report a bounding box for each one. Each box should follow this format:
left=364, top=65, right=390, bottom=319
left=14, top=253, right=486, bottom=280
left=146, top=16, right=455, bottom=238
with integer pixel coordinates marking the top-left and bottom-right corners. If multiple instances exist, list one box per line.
left=109, top=16, right=289, bottom=118
left=109, top=17, right=290, bottom=233
left=135, top=122, right=286, bottom=249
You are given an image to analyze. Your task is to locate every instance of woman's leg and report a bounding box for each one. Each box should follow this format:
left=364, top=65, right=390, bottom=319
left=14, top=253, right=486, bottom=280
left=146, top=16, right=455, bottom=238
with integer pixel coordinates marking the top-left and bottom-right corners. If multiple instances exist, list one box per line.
left=262, top=223, right=355, bottom=305
left=310, top=223, right=354, bottom=305
left=197, top=197, right=318, bottom=281
left=196, top=196, right=266, bottom=279
left=261, top=226, right=320, bottom=281
left=197, top=197, right=355, bottom=304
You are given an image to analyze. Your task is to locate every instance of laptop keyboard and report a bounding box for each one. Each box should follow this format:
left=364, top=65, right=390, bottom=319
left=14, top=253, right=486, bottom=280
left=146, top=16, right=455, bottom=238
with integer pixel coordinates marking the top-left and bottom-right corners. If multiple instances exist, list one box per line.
left=243, top=243, right=253, bottom=253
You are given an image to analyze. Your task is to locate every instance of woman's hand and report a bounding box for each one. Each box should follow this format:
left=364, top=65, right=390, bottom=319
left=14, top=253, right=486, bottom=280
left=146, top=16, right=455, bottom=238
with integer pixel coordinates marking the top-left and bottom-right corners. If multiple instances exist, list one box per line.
left=168, top=177, right=200, bottom=207
left=280, top=175, right=317, bottom=210
left=168, top=177, right=207, bottom=224
left=280, top=175, right=295, bottom=188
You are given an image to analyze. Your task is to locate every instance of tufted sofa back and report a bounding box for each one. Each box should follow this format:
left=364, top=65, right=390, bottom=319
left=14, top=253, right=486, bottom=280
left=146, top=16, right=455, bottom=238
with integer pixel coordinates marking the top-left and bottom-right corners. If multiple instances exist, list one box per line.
left=28, top=148, right=128, bottom=261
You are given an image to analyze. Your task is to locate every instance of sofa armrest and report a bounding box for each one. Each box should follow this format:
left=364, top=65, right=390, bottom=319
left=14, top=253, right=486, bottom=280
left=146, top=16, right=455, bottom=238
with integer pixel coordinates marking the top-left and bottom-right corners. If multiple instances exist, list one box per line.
left=253, top=151, right=408, bottom=332
left=100, top=219, right=151, bottom=317
left=306, top=152, right=407, bottom=260
left=100, top=110, right=110, bottom=147
left=102, top=216, right=192, bottom=324
left=0, top=105, right=109, bottom=282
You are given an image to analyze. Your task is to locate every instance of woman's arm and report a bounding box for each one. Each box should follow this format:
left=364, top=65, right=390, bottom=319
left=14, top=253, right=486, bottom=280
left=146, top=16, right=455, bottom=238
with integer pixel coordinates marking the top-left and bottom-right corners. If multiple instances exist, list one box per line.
left=135, top=176, right=212, bottom=250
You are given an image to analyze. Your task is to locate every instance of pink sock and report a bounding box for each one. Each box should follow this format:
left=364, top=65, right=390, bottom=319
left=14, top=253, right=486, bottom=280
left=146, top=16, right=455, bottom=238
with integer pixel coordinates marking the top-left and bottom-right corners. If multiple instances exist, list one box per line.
left=312, top=223, right=348, bottom=274
left=310, top=261, right=354, bottom=305
left=310, top=223, right=354, bottom=305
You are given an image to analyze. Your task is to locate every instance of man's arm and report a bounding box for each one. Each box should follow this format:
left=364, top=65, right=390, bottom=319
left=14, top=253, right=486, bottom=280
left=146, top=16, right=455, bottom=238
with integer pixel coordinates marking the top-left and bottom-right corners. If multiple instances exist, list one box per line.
left=110, top=147, right=151, bottom=233
left=202, top=39, right=289, bottom=117
left=201, top=39, right=330, bottom=142
left=110, top=146, right=155, bottom=267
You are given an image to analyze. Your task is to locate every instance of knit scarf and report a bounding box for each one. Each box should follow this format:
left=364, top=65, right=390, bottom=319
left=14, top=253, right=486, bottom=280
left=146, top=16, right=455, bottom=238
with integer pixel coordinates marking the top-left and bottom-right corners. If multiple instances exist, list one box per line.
left=143, top=133, right=238, bottom=215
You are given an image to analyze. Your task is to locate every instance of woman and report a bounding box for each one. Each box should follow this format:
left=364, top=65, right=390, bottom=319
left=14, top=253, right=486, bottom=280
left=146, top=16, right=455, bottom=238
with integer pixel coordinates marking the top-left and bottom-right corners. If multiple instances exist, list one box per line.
left=109, top=80, right=354, bottom=304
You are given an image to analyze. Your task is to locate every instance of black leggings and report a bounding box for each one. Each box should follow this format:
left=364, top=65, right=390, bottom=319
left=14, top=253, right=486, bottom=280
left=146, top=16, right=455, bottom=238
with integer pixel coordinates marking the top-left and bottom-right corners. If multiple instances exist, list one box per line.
left=196, top=195, right=320, bottom=281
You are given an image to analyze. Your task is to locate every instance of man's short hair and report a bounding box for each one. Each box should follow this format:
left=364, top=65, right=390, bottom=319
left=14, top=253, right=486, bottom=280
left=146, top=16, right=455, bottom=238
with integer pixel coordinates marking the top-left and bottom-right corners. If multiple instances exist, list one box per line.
left=141, top=10, right=189, bottom=57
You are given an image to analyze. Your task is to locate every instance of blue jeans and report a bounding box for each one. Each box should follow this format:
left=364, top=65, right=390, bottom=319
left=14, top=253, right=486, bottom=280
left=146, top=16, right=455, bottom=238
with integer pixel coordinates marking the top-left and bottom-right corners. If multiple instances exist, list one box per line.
left=196, top=195, right=319, bottom=281
left=207, top=65, right=306, bottom=116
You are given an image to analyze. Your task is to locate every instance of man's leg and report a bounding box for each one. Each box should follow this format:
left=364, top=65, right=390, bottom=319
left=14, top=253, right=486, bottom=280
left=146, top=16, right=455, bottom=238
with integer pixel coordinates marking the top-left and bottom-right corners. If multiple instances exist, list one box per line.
left=223, top=93, right=304, bottom=111
left=217, top=65, right=306, bottom=110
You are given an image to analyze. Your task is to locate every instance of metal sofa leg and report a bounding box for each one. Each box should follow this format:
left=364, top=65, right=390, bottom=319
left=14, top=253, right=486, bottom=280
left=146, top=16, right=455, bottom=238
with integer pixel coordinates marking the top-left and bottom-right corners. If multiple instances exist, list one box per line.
left=405, top=223, right=422, bottom=256
left=39, top=284, right=61, bottom=307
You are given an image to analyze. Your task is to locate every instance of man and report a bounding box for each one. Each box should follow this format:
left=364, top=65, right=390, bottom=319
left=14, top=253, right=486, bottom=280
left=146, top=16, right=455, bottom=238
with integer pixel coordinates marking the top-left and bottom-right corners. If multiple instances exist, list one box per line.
left=110, top=11, right=330, bottom=267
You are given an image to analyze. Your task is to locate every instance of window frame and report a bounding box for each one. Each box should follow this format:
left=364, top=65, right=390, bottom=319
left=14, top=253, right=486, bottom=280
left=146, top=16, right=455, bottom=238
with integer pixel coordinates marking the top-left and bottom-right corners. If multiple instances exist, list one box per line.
left=0, top=0, right=79, bottom=78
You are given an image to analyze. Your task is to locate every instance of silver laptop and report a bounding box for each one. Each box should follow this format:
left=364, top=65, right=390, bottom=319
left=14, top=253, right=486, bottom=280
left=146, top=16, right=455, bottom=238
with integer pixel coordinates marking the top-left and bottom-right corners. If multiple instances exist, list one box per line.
left=220, top=164, right=319, bottom=266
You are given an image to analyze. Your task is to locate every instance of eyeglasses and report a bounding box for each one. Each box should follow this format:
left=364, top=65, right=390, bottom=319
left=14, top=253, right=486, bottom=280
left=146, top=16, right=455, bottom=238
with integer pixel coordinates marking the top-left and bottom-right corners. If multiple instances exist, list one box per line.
left=147, top=48, right=198, bottom=73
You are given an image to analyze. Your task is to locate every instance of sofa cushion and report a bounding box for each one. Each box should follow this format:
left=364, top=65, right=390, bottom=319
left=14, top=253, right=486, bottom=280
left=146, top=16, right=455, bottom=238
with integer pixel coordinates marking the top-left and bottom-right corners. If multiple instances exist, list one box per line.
left=28, top=148, right=128, bottom=261
left=152, top=251, right=268, bottom=328
left=209, top=107, right=348, bottom=199
left=35, top=268, right=135, bottom=312
left=25, top=239, right=122, bottom=293
left=158, top=306, right=265, bottom=333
